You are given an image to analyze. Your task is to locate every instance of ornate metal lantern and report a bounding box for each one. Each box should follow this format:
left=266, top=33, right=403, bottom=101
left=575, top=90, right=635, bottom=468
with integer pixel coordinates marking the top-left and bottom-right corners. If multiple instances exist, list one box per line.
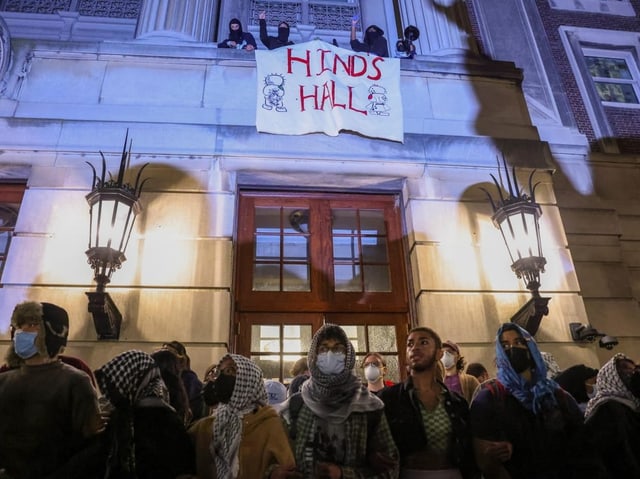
left=85, top=131, right=148, bottom=339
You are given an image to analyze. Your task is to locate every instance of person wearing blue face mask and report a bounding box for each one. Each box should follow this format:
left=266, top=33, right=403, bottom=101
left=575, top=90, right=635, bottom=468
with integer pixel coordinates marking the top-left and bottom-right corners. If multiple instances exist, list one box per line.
left=0, top=301, right=102, bottom=479
left=277, top=323, right=399, bottom=479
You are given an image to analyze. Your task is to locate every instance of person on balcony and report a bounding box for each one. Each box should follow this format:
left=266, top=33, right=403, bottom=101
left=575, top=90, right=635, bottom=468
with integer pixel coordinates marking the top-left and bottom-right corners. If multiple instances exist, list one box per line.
left=259, top=11, right=294, bottom=50
left=218, top=18, right=257, bottom=51
left=350, top=17, right=389, bottom=58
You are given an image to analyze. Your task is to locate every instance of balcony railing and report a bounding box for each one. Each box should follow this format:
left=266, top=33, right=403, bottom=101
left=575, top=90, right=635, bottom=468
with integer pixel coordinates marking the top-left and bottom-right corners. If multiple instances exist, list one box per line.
left=250, top=0, right=360, bottom=32
left=0, top=0, right=141, bottom=18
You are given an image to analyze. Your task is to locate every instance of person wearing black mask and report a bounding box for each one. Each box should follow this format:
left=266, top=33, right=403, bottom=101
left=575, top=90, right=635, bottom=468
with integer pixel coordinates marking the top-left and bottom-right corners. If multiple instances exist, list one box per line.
left=584, top=353, right=640, bottom=478
left=350, top=18, right=389, bottom=58
left=470, top=323, right=606, bottom=479
left=258, top=11, right=294, bottom=50
left=187, top=354, right=300, bottom=479
left=217, top=18, right=257, bottom=51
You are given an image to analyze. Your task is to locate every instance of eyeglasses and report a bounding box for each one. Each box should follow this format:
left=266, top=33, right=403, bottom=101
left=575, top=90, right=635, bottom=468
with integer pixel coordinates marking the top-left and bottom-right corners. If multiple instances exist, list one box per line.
left=317, top=344, right=347, bottom=355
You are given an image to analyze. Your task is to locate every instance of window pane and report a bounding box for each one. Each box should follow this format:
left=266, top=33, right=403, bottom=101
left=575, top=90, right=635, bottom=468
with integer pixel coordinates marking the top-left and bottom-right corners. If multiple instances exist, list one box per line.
left=282, top=263, right=310, bottom=291
left=364, top=265, right=391, bottom=292
left=0, top=231, right=10, bottom=252
left=253, top=264, right=281, bottom=291
left=283, top=235, right=308, bottom=260
left=595, top=82, right=638, bottom=103
left=334, top=264, right=361, bottom=291
left=332, top=209, right=358, bottom=234
left=361, top=237, right=388, bottom=263
left=255, top=207, right=281, bottom=233
left=369, top=325, right=398, bottom=352
left=360, top=209, right=386, bottom=235
left=251, top=355, right=281, bottom=380
left=255, top=234, right=280, bottom=259
left=251, top=324, right=280, bottom=351
left=586, top=56, right=632, bottom=80
left=333, top=236, right=359, bottom=260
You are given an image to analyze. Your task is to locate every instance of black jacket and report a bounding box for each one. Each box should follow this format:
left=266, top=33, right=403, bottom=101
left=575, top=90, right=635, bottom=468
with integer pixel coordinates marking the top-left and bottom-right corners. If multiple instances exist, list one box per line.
left=379, top=378, right=478, bottom=478
left=259, top=19, right=294, bottom=50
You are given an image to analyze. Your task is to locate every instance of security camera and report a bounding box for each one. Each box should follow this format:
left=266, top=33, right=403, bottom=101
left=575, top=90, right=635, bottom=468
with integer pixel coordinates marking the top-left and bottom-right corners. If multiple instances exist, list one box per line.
left=599, top=335, right=619, bottom=350
left=569, top=323, right=603, bottom=343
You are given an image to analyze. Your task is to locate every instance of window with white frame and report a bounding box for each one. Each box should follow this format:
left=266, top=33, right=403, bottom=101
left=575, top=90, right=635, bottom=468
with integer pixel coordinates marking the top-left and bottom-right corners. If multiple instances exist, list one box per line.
left=548, top=0, right=635, bottom=17
left=584, top=49, right=640, bottom=105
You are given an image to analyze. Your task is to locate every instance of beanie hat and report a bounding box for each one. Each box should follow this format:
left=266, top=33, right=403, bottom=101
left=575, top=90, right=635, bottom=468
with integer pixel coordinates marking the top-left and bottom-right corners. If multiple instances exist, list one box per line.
left=443, top=340, right=460, bottom=355
left=264, top=379, right=287, bottom=405
left=9, top=301, right=69, bottom=360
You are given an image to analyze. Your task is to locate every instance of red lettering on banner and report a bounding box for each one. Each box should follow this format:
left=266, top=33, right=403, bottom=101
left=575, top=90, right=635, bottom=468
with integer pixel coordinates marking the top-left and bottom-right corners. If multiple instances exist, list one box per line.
left=287, top=48, right=311, bottom=76
left=299, top=81, right=366, bottom=115
left=286, top=47, right=385, bottom=81
left=368, top=57, right=384, bottom=81
left=299, top=84, right=319, bottom=111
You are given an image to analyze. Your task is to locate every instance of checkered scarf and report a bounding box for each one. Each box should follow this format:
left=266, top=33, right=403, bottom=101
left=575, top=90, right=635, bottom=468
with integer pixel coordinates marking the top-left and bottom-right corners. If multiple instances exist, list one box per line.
left=495, top=323, right=561, bottom=414
left=95, top=350, right=171, bottom=477
left=584, top=353, right=640, bottom=422
left=96, top=350, right=169, bottom=408
left=211, top=353, right=267, bottom=479
left=300, top=323, right=382, bottom=423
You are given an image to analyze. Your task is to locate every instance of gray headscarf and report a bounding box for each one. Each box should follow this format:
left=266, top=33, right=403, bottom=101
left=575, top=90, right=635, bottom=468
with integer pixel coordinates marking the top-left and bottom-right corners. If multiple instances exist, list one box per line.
left=299, top=323, right=382, bottom=423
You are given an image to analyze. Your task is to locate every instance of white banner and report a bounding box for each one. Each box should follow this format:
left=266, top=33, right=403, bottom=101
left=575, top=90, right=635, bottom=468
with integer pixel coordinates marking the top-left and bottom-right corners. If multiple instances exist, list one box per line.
left=255, top=40, right=403, bottom=143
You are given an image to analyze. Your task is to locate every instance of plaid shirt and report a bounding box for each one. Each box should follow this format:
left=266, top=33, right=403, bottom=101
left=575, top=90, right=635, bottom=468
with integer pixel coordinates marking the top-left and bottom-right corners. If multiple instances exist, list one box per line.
left=285, top=403, right=399, bottom=479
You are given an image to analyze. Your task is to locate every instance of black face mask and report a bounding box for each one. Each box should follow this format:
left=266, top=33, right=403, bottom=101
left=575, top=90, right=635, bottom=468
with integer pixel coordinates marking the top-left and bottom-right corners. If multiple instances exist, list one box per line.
left=629, top=371, right=640, bottom=398
left=202, top=374, right=236, bottom=406
left=277, top=27, right=289, bottom=43
left=505, top=347, right=531, bottom=374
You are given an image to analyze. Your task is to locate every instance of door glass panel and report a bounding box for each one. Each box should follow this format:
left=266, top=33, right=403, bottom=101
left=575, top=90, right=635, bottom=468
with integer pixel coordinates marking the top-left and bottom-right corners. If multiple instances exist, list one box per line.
left=255, top=207, right=281, bottom=232
left=282, top=264, right=310, bottom=291
left=369, top=325, right=398, bottom=352
left=253, top=264, right=281, bottom=291
left=332, top=208, right=391, bottom=292
left=334, top=264, right=361, bottom=291
left=285, top=208, right=310, bottom=234
left=255, top=234, right=281, bottom=259
left=252, top=354, right=281, bottom=380
left=250, top=324, right=313, bottom=382
left=333, top=236, right=360, bottom=260
left=360, top=209, right=387, bottom=234
left=364, top=265, right=391, bottom=292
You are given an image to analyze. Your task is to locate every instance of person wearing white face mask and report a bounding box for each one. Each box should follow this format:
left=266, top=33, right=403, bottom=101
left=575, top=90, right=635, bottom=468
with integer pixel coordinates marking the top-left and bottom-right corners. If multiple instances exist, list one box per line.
left=441, top=340, right=479, bottom=404
left=276, top=323, right=399, bottom=479
left=362, top=352, right=394, bottom=394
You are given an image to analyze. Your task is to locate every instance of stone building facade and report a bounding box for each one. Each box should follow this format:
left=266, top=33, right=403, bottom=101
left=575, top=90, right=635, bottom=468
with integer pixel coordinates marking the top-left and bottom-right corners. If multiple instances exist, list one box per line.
left=0, top=0, right=637, bottom=379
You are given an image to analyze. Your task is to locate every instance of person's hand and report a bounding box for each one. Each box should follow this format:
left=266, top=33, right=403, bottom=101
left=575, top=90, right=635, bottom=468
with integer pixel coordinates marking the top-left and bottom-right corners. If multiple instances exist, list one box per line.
left=351, top=15, right=359, bottom=27
left=245, top=44, right=255, bottom=51
left=269, top=465, right=303, bottom=479
left=259, top=11, right=266, bottom=20
left=314, top=462, right=342, bottom=479
left=483, top=441, right=513, bottom=463
left=228, top=40, right=237, bottom=47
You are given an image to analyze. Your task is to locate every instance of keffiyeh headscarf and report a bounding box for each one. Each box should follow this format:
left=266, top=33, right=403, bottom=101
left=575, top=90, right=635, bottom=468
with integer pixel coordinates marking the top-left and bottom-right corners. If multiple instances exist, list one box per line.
left=96, top=349, right=169, bottom=409
left=299, top=323, right=382, bottom=423
left=95, top=350, right=171, bottom=476
left=211, top=354, right=268, bottom=479
left=495, top=323, right=561, bottom=414
left=584, top=353, right=640, bottom=422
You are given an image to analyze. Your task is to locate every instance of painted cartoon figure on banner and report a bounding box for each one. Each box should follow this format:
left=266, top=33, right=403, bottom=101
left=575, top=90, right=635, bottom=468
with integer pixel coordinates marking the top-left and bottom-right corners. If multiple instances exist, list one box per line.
left=366, top=85, right=390, bottom=116
left=262, top=73, right=287, bottom=112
